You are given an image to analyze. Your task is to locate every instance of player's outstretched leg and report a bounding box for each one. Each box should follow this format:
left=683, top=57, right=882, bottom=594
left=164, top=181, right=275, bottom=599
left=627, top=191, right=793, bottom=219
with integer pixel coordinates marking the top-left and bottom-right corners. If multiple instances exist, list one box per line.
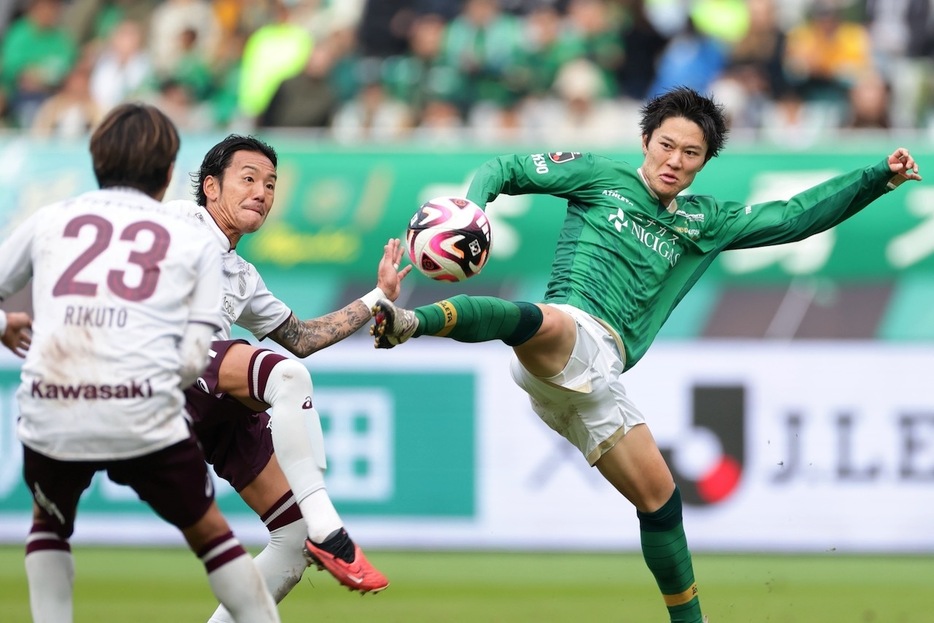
left=370, top=299, right=419, bottom=348
left=302, top=528, right=389, bottom=594
left=253, top=355, right=389, bottom=594
left=371, top=295, right=543, bottom=349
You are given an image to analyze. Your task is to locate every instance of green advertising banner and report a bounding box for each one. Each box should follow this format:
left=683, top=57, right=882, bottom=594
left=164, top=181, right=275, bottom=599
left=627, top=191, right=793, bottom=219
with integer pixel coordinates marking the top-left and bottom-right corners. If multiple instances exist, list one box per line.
left=0, top=367, right=475, bottom=519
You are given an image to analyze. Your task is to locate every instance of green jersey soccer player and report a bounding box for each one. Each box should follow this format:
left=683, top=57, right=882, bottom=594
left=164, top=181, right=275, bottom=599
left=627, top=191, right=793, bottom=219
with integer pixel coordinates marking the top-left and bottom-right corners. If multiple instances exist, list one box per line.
left=371, top=86, right=922, bottom=623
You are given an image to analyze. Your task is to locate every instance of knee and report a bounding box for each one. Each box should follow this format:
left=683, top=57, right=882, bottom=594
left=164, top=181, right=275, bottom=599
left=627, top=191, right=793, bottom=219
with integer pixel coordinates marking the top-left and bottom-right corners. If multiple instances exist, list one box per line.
left=273, top=359, right=311, bottom=385
left=266, top=359, right=313, bottom=403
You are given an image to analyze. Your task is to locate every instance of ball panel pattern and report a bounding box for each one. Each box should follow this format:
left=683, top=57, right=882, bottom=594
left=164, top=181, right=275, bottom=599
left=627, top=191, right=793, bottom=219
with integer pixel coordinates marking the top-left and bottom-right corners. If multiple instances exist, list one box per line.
left=406, top=197, right=492, bottom=282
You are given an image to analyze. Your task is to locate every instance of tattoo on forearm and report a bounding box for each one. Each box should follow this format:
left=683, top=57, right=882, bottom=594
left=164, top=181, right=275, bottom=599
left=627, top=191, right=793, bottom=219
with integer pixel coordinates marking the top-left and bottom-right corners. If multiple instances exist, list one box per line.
left=271, top=302, right=371, bottom=357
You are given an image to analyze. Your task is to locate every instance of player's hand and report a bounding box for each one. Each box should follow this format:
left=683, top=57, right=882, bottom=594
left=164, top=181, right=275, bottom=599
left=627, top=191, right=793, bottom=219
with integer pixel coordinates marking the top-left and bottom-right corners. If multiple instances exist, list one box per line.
left=1, top=311, right=32, bottom=358
left=885, top=147, right=922, bottom=189
left=376, top=238, right=412, bottom=301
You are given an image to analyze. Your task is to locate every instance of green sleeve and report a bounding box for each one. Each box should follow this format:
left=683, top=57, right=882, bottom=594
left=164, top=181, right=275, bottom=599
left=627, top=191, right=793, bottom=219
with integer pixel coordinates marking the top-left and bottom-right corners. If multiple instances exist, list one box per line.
left=465, top=153, right=602, bottom=207
left=710, top=160, right=895, bottom=250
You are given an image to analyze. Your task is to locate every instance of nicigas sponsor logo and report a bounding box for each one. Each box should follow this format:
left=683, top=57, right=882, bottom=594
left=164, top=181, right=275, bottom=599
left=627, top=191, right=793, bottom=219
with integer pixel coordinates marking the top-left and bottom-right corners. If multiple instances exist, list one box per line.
left=608, top=208, right=682, bottom=267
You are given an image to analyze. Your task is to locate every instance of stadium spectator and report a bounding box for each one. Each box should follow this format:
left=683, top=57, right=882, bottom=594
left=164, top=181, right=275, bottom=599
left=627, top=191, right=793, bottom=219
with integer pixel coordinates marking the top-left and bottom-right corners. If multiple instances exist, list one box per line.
left=332, top=75, right=415, bottom=143
left=147, top=78, right=215, bottom=132
left=783, top=0, right=874, bottom=106
left=30, top=53, right=104, bottom=138
left=525, top=57, right=627, bottom=146
left=212, top=0, right=279, bottom=40
left=689, top=0, right=750, bottom=45
left=382, top=12, right=463, bottom=126
left=61, top=0, right=159, bottom=50
left=519, top=3, right=581, bottom=98
left=862, top=0, right=934, bottom=128
left=759, top=84, right=837, bottom=146
left=370, top=86, right=922, bottom=623
left=5, top=0, right=934, bottom=134
left=203, top=28, right=249, bottom=130
left=88, top=18, right=152, bottom=112
left=842, top=67, right=893, bottom=129
left=724, top=0, right=788, bottom=99
left=166, top=134, right=411, bottom=619
left=237, top=1, right=313, bottom=123
left=647, top=15, right=727, bottom=98
left=564, top=0, right=625, bottom=97
left=0, top=0, right=79, bottom=128
left=711, top=0, right=788, bottom=129
left=642, top=0, right=689, bottom=38
left=356, top=0, right=416, bottom=58
left=413, top=95, right=467, bottom=144
left=441, top=0, right=526, bottom=116
left=614, top=0, right=669, bottom=101
left=0, top=102, right=281, bottom=623
left=258, top=32, right=341, bottom=128
left=148, top=0, right=220, bottom=79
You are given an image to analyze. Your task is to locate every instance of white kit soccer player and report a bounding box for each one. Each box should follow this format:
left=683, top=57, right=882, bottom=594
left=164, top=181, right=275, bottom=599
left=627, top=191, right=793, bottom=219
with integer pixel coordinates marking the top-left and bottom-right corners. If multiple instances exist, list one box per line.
left=0, top=188, right=222, bottom=460
left=166, top=199, right=290, bottom=343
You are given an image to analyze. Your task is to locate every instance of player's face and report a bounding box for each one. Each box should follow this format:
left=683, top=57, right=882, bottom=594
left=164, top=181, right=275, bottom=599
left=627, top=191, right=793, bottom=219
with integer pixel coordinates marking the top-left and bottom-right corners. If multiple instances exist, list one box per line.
left=640, top=116, right=708, bottom=206
left=208, top=150, right=277, bottom=237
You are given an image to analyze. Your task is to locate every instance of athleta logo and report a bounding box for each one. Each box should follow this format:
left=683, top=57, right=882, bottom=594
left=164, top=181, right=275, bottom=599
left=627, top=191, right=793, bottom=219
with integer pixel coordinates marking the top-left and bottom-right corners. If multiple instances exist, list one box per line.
left=602, top=189, right=635, bottom=206
left=30, top=379, right=153, bottom=399
left=608, top=209, right=682, bottom=267
left=302, top=396, right=313, bottom=409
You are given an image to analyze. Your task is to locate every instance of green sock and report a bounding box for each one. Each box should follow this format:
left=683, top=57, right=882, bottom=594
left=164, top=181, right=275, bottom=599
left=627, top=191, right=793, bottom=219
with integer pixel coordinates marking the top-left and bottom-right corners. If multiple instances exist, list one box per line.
left=638, top=487, right=704, bottom=623
left=413, top=295, right=543, bottom=346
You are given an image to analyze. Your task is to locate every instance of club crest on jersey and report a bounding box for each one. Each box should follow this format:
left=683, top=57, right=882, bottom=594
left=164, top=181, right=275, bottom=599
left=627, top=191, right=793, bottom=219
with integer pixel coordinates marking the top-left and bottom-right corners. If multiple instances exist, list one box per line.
left=549, top=152, right=581, bottom=163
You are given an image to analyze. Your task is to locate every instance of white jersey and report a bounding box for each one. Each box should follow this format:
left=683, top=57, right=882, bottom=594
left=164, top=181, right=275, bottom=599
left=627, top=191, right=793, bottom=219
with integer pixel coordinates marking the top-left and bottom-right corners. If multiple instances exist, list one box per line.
left=0, top=188, right=223, bottom=460
left=166, top=200, right=291, bottom=340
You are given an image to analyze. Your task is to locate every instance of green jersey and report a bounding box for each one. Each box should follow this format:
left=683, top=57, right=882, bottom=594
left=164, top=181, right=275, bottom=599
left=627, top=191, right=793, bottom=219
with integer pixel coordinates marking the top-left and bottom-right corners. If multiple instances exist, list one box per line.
left=465, top=152, right=896, bottom=370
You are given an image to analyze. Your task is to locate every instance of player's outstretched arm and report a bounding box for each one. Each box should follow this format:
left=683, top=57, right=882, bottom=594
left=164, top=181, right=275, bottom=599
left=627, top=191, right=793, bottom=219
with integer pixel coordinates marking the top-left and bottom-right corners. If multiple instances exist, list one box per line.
left=0, top=311, right=32, bottom=358
left=885, top=147, right=922, bottom=189
left=268, top=238, right=411, bottom=357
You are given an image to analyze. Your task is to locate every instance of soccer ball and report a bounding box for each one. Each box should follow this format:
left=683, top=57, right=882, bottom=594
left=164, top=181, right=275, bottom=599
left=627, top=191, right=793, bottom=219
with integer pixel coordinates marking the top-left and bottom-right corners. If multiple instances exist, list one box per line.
left=406, top=197, right=492, bottom=282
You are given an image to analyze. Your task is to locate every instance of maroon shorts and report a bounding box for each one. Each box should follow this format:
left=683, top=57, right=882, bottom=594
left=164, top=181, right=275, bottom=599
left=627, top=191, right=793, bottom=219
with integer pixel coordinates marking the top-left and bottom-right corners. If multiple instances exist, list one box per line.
left=185, top=339, right=275, bottom=492
left=22, top=433, right=214, bottom=539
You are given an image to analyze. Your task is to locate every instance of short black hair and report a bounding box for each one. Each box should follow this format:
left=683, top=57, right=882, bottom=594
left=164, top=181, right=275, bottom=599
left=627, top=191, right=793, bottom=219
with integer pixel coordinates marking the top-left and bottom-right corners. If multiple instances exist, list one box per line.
left=639, top=86, right=728, bottom=162
left=191, top=134, right=278, bottom=206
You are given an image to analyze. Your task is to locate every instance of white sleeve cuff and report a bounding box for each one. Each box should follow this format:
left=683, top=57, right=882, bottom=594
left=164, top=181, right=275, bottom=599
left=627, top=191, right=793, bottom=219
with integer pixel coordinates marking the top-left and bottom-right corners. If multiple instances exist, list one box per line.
left=0, top=310, right=7, bottom=336
left=359, top=288, right=387, bottom=312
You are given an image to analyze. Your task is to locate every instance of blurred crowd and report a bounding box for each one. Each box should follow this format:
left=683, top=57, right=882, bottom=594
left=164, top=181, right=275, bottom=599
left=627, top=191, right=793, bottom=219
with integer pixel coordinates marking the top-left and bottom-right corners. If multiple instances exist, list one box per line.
left=1, top=0, right=933, bottom=145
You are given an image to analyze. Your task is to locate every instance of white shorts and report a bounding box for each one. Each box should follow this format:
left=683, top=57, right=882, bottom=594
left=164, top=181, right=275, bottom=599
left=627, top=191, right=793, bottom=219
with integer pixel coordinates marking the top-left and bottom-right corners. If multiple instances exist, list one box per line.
left=509, top=304, right=645, bottom=465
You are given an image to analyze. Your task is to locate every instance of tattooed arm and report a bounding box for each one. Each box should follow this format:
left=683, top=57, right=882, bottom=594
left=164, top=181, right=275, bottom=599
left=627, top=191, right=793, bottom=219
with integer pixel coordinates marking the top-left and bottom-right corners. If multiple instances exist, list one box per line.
left=267, top=238, right=413, bottom=357
left=268, top=304, right=372, bottom=357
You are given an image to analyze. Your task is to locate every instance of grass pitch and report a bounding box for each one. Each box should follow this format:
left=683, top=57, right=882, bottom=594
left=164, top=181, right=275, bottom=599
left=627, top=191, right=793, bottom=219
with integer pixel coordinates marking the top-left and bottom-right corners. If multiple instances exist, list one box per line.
left=0, top=546, right=929, bottom=622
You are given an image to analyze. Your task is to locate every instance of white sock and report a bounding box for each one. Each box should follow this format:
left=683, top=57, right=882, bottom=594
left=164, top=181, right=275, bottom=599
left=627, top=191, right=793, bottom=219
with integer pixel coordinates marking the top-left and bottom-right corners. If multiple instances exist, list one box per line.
left=206, top=515, right=307, bottom=623
left=262, top=359, right=343, bottom=542
left=299, top=489, right=343, bottom=543
left=205, top=548, right=280, bottom=623
left=25, top=548, right=74, bottom=623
